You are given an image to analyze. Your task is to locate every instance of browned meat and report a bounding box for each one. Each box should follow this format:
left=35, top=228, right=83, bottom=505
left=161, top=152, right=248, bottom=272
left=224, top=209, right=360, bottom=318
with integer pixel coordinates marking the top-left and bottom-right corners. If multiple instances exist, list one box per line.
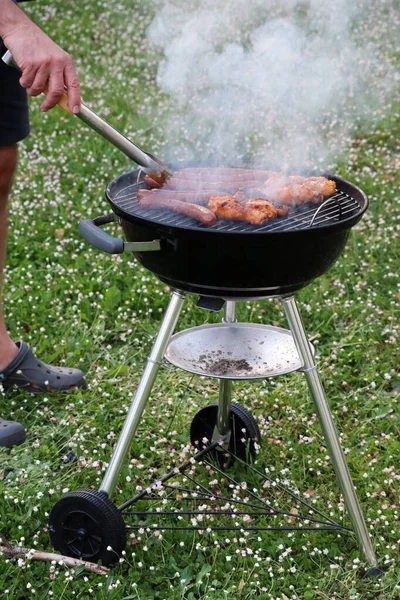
left=257, top=174, right=336, bottom=206
left=139, top=195, right=216, bottom=225
left=242, top=199, right=278, bottom=224
left=151, top=169, right=335, bottom=208
left=270, top=183, right=321, bottom=205
left=137, top=189, right=213, bottom=205
left=146, top=171, right=169, bottom=186
left=208, top=195, right=244, bottom=221
left=144, top=174, right=162, bottom=189
left=138, top=170, right=335, bottom=225
left=208, top=195, right=283, bottom=225
left=173, top=168, right=277, bottom=180
left=164, top=178, right=240, bottom=194
left=304, top=177, right=337, bottom=198
left=270, top=203, right=290, bottom=217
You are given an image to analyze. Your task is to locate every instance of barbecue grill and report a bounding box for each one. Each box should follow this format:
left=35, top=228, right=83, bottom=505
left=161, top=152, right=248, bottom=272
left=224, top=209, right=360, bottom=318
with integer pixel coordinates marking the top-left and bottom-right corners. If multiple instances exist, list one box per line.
left=80, top=168, right=368, bottom=298
left=2, top=48, right=378, bottom=574
left=46, top=165, right=381, bottom=577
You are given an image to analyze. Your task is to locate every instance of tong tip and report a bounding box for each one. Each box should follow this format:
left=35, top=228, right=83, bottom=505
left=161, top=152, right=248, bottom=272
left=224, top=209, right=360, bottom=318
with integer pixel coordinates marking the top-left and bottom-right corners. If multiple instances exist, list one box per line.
left=148, top=168, right=173, bottom=186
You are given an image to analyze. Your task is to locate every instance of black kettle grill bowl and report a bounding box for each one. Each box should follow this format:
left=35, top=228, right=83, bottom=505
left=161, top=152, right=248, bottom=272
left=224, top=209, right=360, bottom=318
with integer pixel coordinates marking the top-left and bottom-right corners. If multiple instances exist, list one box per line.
left=106, top=169, right=368, bottom=299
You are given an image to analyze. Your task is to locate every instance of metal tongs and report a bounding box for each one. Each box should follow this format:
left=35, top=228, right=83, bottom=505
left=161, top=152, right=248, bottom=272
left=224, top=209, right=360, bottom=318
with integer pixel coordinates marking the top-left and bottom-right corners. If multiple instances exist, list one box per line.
left=2, top=50, right=172, bottom=184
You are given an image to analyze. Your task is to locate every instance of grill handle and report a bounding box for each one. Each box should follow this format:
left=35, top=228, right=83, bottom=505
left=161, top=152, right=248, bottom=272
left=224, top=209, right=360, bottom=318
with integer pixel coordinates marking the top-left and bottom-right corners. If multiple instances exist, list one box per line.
left=79, top=214, right=161, bottom=254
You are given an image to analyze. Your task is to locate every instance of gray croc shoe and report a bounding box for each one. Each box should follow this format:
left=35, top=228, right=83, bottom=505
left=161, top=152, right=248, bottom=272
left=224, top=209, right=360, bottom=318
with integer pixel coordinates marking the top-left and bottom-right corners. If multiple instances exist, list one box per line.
left=0, top=341, right=87, bottom=394
left=0, top=418, right=26, bottom=448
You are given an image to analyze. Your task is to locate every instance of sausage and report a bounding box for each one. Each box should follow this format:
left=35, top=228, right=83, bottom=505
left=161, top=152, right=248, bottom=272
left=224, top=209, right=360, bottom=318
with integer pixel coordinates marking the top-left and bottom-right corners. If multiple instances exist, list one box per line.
left=173, top=168, right=277, bottom=181
left=164, top=178, right=275, bottom=192
left=164, top=178, right=241, bottom=194
left=137, top=189, right=213, bottom=205
left=138, top=196, right=217, bottom=226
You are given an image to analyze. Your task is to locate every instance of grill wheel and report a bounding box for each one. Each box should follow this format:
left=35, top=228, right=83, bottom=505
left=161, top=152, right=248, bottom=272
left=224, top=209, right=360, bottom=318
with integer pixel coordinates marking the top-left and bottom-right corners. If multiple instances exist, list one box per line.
left=48, top=489, right=126, bottom=565
left=190, top=401, right=261, bottom=467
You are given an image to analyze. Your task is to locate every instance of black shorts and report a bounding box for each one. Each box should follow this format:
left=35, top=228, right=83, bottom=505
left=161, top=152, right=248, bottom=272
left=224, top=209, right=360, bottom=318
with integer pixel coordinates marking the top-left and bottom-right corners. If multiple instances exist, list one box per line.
left=0, top=41, right=30, bottom=146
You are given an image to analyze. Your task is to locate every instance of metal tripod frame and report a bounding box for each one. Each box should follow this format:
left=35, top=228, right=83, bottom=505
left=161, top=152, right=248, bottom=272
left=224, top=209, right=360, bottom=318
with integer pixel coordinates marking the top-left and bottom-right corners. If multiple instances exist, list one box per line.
left=98, top=290, right=378, bottom=569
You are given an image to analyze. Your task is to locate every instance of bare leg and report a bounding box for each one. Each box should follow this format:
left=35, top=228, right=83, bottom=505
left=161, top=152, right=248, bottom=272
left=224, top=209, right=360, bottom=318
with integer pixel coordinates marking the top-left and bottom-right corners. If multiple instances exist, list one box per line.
left=0, top=145, right=19, bottom=370
left=0, top=145, right=85, bottom=408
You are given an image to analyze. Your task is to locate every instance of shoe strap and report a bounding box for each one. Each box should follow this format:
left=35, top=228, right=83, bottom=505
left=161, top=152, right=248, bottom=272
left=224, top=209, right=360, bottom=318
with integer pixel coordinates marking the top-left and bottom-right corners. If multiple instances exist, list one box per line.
left=0, top=341, right=31, bottom=382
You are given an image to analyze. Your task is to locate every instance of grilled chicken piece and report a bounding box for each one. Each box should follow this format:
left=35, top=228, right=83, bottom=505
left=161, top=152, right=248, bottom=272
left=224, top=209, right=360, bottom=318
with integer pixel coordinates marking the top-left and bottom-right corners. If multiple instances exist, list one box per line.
left=208, top=195, right=284, bottom=224
left=243, top=199, right=278, bottom=224
left=250, top=199, right=289, bottom=218
left=271, top=183, right=321, bottom=205
left=258, top=174, right=336, bottom=206
left=304, top=177, right=337, bottom=198
left=208, top=195, right=244, bottom=221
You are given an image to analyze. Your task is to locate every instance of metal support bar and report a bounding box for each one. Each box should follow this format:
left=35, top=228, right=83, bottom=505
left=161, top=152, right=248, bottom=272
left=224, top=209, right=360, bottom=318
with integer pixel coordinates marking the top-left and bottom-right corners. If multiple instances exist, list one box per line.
left=215, top=302, right=236, bottom=441
left=223, top=300, right=237, bottom=324
left=216, top=379, right=232, bottom=441
left=281, top=295, right=378, bottom=568
left=99, top=290, right=186, bottom=496
left=118, top=439, right=221, bottom=511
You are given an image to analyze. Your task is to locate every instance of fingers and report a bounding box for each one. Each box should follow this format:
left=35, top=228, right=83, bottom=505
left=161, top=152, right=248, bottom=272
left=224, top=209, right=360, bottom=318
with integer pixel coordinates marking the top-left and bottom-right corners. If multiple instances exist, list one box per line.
left=64, top=61, right=81, bottom=114
left=18, top=52, right=80, bottom=113
left=26, top=64, right=53, bottom=98
left=19, top=57, right=52, bottom=95
left=19, top=64, right=37, bottom=90
left=39, top=64, right=65, bottom=112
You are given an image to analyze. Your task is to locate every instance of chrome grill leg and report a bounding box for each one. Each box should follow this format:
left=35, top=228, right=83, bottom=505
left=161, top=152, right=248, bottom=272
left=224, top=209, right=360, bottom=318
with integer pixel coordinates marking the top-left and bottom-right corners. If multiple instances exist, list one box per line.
left=215, top=301, right=236, bottom=442
left=99, top=290, right=187, bottom=497
left=281, top=295, right=378, bottom=568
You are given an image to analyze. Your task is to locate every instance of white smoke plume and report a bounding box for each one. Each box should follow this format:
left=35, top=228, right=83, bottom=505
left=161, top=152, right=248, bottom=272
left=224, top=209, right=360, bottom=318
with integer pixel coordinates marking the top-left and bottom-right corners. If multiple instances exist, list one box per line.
left=147, top=0, right=399, bottom=171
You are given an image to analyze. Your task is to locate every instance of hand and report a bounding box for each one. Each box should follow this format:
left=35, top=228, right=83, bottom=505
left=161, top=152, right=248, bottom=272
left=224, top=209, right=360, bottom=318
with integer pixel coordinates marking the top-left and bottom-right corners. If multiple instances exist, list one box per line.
left=3, top=20, right=81, bottom=113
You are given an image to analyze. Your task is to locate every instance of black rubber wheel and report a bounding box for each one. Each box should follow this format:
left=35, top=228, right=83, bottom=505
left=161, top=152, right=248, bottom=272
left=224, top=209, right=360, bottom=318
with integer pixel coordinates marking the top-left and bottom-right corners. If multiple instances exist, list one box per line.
left=362, top=566, right=385, bottom=579
left=48, top=489, right=126, bottom=566
left=190, top=402, right=261, bottom=465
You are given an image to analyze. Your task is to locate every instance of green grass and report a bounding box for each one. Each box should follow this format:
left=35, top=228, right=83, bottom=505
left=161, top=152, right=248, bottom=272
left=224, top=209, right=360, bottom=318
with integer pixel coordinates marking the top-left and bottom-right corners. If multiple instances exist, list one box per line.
left=0, top=1, right=399, bottom=598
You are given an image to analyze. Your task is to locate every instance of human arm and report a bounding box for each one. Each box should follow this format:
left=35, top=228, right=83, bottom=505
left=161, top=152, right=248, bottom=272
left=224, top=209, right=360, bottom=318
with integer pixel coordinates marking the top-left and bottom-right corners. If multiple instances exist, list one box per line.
left=0, top=0, right=80, bottom=112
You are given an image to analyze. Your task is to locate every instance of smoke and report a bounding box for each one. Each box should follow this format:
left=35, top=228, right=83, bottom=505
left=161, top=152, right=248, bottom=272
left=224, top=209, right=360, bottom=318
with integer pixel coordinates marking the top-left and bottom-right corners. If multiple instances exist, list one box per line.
left=147, top=0, right=399, bottom=170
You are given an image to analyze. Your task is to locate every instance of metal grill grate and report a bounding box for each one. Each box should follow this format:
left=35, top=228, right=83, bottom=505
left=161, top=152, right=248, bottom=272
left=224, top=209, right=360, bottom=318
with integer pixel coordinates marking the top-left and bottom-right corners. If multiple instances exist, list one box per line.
left=111, top=173, right=363, bottom=234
